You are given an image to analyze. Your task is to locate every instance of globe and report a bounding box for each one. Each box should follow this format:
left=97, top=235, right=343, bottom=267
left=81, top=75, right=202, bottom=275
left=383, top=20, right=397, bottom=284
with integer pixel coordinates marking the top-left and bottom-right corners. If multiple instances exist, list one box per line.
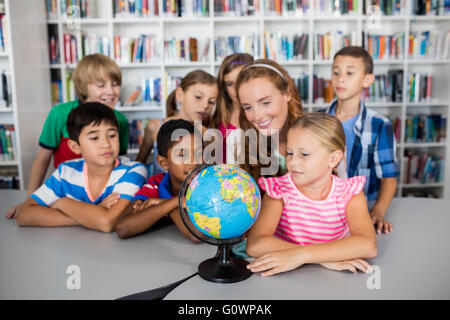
left=178, top=164, right=262, bottom=283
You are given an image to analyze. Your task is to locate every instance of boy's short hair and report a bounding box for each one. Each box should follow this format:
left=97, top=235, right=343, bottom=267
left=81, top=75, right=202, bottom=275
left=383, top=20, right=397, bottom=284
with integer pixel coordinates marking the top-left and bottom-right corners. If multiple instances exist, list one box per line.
left=67, top=102, right=118, bottom=143
left=157, top=119, right=197, bottom=158
left=72, top=53, right=122, bottom=102
left=333, top=46, right=374, bottom=74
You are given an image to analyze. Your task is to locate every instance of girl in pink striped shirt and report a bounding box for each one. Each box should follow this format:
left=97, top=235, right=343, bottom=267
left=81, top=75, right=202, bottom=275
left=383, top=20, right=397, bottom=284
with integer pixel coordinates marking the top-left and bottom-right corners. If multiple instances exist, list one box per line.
left=247, top=113, right=378, bottom=276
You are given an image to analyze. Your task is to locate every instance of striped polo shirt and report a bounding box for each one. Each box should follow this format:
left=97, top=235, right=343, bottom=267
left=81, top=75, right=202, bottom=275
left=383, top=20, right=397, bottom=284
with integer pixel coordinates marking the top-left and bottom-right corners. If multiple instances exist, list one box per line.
left=258, top=174, right=366, bottom=246
left=31, top=156, right=147, bottom=207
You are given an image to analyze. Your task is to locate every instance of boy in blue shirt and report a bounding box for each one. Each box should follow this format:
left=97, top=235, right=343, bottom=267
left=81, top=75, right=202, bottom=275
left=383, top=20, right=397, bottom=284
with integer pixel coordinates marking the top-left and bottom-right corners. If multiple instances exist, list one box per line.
left=10, top=102, right=147, bottom=233
left=321, top=46, right=399, bottom=235
left=116, top=119, right=203, bottom=242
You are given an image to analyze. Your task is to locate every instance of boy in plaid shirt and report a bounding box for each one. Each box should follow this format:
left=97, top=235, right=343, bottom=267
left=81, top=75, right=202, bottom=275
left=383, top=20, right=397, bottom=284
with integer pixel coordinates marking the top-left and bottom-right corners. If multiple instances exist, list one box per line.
left=320, top=46, right=399, bottom=235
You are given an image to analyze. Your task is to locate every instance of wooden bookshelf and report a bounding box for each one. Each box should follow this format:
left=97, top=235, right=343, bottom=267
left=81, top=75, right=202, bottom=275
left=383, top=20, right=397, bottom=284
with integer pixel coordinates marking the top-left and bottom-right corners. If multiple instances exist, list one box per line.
left=44, top=0, right=450, bottom=199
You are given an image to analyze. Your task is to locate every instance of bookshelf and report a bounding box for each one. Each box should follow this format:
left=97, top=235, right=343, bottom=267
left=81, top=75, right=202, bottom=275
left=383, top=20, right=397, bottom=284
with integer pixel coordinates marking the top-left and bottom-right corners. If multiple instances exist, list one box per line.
left=0, top=0, right=51, bottom=190
left=45, top=0, right=450, bottom=200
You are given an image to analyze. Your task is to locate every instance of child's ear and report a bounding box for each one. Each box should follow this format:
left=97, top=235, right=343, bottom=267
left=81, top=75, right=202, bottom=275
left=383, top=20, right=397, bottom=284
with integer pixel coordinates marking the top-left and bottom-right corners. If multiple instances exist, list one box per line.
left=363, top=73, right=375, bottom=89
left=67, top=139, right=81, bottom=155
left=329, top=150, right=344, bottom=168
left=175, top=87, right=184, bottom=105
left=156, top=155, right=169, bottom=171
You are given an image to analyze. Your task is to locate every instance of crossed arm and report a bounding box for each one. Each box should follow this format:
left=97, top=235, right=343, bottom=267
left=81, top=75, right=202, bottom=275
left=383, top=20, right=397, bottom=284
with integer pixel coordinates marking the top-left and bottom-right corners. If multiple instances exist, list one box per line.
left=16, top=196, right=131, bottom=233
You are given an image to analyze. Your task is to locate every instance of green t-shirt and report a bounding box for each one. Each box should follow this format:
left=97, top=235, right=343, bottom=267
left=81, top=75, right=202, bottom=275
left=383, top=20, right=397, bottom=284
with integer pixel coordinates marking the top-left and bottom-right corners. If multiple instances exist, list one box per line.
left=39, top=100, right=129, bottom=167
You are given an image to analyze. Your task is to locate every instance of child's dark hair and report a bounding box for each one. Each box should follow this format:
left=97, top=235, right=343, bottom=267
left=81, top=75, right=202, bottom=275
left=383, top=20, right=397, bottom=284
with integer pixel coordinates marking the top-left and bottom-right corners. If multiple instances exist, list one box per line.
left=67, top=102, right=118, bottom=143
left=157, top=119, right=197, bottom=158
left=333, top=46, right=374, bottom=74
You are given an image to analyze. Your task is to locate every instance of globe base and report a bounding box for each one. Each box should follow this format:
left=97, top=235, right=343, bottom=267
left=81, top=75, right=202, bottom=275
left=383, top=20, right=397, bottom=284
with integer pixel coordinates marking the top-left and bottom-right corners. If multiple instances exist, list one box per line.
left=198, top=245, right=252, bottom=283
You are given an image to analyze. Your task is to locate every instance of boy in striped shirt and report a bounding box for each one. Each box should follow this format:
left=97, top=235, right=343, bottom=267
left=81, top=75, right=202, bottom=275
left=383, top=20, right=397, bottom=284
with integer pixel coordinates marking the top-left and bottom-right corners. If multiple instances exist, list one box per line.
left=11, top=102, right=147, bottom=233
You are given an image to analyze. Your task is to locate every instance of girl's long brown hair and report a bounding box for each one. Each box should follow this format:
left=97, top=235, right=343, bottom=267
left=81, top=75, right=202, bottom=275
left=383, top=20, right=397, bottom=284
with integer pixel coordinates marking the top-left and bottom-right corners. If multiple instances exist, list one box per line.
left=235, top=59, right=303, bottom=181
left=211, top=53, right=254, bottom=129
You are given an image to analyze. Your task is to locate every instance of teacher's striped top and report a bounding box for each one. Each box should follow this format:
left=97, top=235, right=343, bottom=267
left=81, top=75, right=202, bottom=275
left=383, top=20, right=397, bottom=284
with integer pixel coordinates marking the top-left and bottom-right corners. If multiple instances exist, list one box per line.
left=258, top=174, right=366, bottom=246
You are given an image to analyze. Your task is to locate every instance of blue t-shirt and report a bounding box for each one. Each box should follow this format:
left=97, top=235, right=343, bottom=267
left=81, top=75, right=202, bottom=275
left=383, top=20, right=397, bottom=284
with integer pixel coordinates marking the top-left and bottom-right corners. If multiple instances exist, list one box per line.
left=331, top=106, right=358, bottom=169
left=32, top=156, right=147, bottom=206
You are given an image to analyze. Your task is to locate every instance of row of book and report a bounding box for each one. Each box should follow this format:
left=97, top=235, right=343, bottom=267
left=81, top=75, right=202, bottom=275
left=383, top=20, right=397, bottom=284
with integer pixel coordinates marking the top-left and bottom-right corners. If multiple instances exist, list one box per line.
left=129, top=119, right=149, bottom=149
left=405, top=114, right=446, bottom=143
left=114, top=35, right=161, bottom=64
left=214, top=0, right=260, bottom=16
left=403, top=150, right=444, bottom=184
left=0, top=70, right=12, bottom=108
left=362, top=70, right=404, bottom=103
left=313, top=76, right=334, bottom=103
left=49, top=33, right=60, bottom=65
left=407, top=73, right=433, bottom=103
left=214, top=34, right=260, bottom=61
left=262, top=0, right=359, bottom=16
left=0, top=15, right=7, bottom=53
left=63, top=33, right=110, bottom=65
left=294, top=74, right=309, bottom=101
left=390, top=116, right=401, bottom=142
left=0, top=124, right=16, bottom=161
left=113, top=0, right=159, bottom=17
left=0, top=174, right=19, bottom=189
left=46, top=0, right=97, bottom=19
left=412, top=0, right=450, bottom=16
left=123, top=77, right=162, bottom=106
left=362, top=32, right=405, bottom=60
left=363, top=0, right=405, bottom=16
left=313, top=30, right=358, bottom=60
left=163, top=0, right=210, bottom=17
left=408, top=30, right=450, bottom=60
left=264, top=32, right=308, bottom=61
left=164, top=37, right=210, bottom=63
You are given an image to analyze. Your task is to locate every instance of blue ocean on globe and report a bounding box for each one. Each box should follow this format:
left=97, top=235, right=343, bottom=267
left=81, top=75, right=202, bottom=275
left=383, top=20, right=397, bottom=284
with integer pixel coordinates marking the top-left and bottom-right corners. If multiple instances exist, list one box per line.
left=185, top=164, right=261, bottom=240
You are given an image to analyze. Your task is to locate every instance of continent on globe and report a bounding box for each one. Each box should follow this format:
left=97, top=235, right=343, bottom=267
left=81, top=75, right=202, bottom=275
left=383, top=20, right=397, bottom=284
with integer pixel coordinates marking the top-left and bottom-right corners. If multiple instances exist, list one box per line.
left=220, top=176, right=259, bottom=218
left=191, top=211, right=222, bottom=238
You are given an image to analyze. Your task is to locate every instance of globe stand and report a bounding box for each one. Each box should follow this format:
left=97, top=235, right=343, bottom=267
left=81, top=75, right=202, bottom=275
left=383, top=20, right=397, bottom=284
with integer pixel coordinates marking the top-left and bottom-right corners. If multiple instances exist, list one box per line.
left=179, top=164, right=258, bottom=284
left=198, top=245, right=252, bottom=284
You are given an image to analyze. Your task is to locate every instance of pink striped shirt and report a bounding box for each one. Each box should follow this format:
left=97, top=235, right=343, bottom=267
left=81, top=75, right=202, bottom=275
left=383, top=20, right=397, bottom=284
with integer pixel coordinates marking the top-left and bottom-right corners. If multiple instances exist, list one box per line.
left=258, top=174, right=366, bottom=246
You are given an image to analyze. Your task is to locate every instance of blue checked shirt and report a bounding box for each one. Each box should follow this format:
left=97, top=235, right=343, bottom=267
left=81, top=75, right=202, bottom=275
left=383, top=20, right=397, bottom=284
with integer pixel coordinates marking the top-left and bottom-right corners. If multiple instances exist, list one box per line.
left=319, top=100, right=399, bottom=208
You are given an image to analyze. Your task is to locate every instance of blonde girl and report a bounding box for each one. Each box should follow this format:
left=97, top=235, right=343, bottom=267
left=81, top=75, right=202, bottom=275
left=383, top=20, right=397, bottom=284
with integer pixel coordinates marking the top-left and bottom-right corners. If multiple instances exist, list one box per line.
left=246, top=112, right=377, bottom=276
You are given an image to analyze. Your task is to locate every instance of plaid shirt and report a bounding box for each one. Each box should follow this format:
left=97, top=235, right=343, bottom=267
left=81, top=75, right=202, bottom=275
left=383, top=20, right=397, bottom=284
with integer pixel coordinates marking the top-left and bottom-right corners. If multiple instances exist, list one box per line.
left=319, top=100, right=399, bottom=207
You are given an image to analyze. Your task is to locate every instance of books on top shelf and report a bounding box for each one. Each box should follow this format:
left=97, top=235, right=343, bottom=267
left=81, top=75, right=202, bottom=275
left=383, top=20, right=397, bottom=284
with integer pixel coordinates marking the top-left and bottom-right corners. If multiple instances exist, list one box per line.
left=163, top=0, right=210, bottom=18
left=314, top=30, right=358, bottom=60
left=215, top=34, right=260, bottom=61
left=0, top=124, right=16, bottom=161
left=64, top=33, right=110, bottom=65
left=165, top=37, right=210, bottom=63
left=0, top=13, right=7, bottom=53
left=407, top=73, right=433, bottom=103
left=310, top=0, right=359, bottom=16
left=264, top=32, right=308, bottom=61
left=0, top=70, right=12, bottom=108
left=362, top=70, right=403, bottom=103
left=362, top=31, right=405, bottom=60
left=408, top=30, right=450, bottom=60
left=405, top=114, right=446, bottom=143
left=363, top=0, right=406, bottom=16
left=412, top=0, right=450, bottom=16
left=46, top=0, right=58, bottom=20
left=404, top=149, right=444, bottom=184
left=113, top=0, right=159, bottom=18
left=60, top=0, right=97, bottom=19
left=114, top=34, right=161, bottom=64
left=214, top=0, right=260, bottom=16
